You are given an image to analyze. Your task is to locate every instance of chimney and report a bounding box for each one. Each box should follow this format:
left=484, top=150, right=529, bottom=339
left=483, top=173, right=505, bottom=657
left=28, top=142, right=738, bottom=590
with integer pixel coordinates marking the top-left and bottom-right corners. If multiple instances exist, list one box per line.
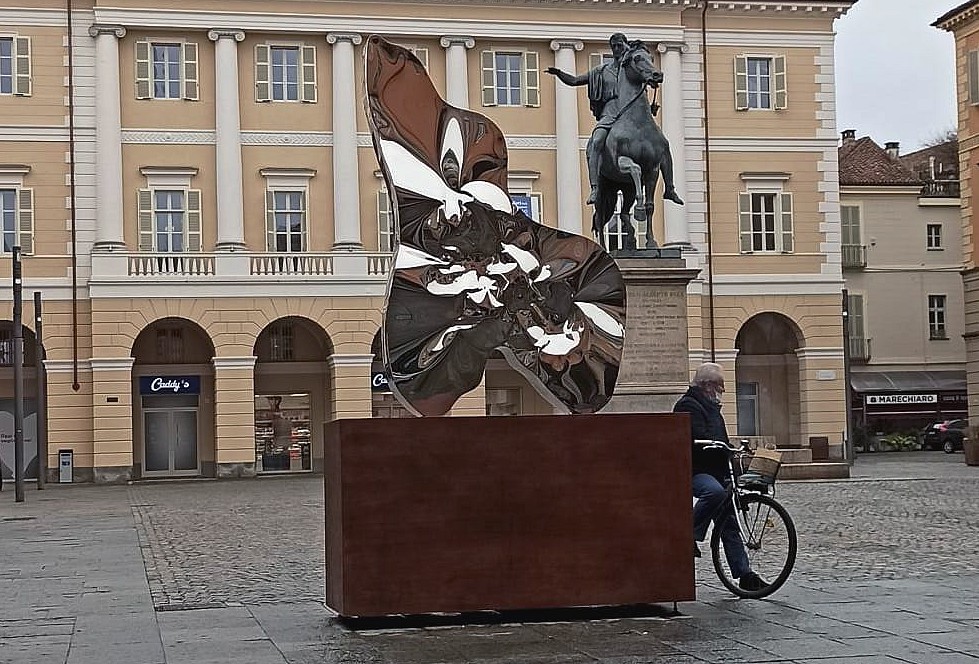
left=885, top=141, right=900, bottom=158
left=841, top=129, right=856, bottom=144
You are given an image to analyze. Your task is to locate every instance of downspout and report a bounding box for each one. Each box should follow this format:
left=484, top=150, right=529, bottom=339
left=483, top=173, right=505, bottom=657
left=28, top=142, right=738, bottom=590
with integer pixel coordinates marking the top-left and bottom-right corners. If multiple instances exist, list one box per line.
left=700, top=1, right=716, bottom=362
left=66, top=0, right=80, bottom=391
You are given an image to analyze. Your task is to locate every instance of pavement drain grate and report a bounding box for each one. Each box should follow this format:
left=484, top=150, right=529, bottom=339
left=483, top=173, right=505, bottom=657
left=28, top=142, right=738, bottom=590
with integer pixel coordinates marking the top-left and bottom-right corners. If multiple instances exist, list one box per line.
left=2, top=516, right=37, bottom=522
left=155, top=602, right=228, bottom=612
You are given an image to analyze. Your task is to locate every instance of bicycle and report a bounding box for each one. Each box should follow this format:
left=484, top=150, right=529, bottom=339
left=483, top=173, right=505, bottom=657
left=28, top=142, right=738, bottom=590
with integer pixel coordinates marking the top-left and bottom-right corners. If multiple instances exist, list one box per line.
left=694, top=439, right=798, bottom=599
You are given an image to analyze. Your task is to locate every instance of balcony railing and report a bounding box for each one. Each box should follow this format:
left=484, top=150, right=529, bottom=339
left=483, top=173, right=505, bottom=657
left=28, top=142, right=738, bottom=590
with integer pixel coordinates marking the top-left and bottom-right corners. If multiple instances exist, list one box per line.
left=128, top=253, right=216, bottom=276
left=250, top=253, right=334, bottom=276
left=848, top=337, right=871, bottom=363
left=920, top=181, right=960, bottom=198
left=841, top=244, right=867, bottom=269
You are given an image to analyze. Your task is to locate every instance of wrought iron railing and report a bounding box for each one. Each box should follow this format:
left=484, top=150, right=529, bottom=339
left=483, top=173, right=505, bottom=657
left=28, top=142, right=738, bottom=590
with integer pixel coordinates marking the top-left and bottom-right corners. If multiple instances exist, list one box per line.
left=920, top=181, right=960, bottom=198
left=841, top=244, right=867, bottom=269
left=848, top=337, right=871, bottom=362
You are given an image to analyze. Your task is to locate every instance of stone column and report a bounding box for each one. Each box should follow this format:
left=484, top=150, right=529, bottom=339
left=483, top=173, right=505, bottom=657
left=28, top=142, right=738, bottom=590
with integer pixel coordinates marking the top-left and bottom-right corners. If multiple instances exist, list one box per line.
left=550, top=40, right=584, bottom=234
left=208, top=30, right=247, bottom=252
left=328, top=354, right=374, bottom=420
left=327, top=33, right=364, bottom=251
left=89, top=25, right=127, bottom=252
left=440, top=36, right=474, bottom=108
left=213, top=356, right=257, bottom=478
left=657, top=42, right=690, bottom=247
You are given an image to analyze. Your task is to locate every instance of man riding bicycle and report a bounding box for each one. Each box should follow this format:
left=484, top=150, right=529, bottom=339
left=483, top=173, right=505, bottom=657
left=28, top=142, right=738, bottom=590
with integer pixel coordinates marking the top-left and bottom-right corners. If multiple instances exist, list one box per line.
left=673, top=363, right=767, bottom=593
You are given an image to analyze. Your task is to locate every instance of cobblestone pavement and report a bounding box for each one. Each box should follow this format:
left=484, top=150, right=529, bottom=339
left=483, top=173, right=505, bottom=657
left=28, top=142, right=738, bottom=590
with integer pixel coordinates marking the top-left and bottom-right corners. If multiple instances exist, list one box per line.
left=1, top=451, right=977, bottom=664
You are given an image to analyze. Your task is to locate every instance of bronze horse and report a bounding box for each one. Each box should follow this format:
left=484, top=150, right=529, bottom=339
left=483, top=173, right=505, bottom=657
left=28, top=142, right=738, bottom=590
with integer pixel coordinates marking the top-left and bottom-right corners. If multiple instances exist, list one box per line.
left=593, top=41, right=683, bottom=251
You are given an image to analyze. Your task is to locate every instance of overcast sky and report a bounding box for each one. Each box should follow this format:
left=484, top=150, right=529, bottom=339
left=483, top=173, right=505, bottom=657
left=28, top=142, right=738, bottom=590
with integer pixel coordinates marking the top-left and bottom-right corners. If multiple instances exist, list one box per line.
left=834, top=0, right=960, bottom=152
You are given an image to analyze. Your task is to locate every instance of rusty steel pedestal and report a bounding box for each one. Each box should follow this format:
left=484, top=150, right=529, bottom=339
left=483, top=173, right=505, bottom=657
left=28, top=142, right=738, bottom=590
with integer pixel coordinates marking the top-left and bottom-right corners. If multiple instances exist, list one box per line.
left=324, top=413, right=694, bottom=618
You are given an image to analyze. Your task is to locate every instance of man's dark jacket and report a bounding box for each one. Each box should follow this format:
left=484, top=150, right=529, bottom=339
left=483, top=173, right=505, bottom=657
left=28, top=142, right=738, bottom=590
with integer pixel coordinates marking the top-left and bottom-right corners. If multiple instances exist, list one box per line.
left=673, top=386, right=729, bottom=480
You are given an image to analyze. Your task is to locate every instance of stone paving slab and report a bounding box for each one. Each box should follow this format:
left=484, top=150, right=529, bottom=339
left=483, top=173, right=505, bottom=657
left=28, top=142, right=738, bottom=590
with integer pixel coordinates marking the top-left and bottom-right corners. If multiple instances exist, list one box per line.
left=1, top=453, right=978, bottom=663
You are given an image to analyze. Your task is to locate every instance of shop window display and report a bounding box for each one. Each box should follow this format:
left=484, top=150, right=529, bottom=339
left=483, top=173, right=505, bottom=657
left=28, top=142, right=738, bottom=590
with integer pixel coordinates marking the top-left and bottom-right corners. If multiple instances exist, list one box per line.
left=254, top=394, right=311, bottom=472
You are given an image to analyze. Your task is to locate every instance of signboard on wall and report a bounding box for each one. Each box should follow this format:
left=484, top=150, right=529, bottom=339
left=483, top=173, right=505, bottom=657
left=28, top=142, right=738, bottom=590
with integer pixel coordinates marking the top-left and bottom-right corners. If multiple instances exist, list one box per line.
left=371, top=371, right=392, bottom=393
left=139, top=376, right=201, bottom=395
left=0, top=398, right=38, bottom=480
left=865, top=394, right=937, bottom=406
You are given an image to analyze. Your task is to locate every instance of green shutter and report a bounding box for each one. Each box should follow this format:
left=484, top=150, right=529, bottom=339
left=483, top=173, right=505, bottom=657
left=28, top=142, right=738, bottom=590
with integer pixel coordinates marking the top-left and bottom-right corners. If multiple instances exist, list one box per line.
left=255, top=44, right=271, bottom=102
left=377, top=189, right=391, bottom=252
left=779, top=192, right=793, bottom=253
left=734, top=55, right=748, bottom=111
left=481, top=50, right=496, bottom=107
left=523, top=51, right=540, bottom=107
left=266, top=190, right=276, bottom=251
left=186, top=189, right=202, bottom=252
left=182, top=42, right=199, bottom=100
left=14, top=37, right=31, bottom=96
left=773, top=55, right=787, bottom=110
left=848, top=294, right=865, bottom=338
left=300, top=45, right=317, bottom=103
left=135, top=40, right=151, bottom=99
left=138, top=189, right=154, bottom=251
left=17, top=188, right=33, bottom=254
left=738, top=192, right=753, bottom=253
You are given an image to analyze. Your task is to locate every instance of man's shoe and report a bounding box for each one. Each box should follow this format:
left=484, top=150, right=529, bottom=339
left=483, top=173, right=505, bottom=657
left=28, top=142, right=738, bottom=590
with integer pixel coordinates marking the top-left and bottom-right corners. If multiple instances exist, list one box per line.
left=693, top=543, right=702, bottom=558
left=738, top=571, right=767, bottom=592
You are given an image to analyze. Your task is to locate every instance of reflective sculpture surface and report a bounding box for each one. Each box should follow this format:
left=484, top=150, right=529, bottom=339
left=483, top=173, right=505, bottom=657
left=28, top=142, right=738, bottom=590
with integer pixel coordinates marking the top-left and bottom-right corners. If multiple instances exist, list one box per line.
left=365, top=36, right=626, bottom=417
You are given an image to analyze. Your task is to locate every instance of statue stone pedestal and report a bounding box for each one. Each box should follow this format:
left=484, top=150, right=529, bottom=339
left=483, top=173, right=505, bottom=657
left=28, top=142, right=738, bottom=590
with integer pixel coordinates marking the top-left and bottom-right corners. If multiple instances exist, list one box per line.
left=604, top=257, right=700, bottom=414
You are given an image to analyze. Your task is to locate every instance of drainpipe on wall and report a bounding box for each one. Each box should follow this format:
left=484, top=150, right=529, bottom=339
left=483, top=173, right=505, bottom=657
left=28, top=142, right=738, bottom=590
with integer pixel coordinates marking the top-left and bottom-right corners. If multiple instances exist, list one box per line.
left=700, top=1, right=716, bottom=362
left=66, top=0, right=80, bottom=391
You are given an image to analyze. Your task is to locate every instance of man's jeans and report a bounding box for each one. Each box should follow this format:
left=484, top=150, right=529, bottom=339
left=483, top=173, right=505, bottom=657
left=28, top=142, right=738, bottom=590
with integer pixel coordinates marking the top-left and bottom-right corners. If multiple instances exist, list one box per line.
left=693, top=473, right=751, bottom=579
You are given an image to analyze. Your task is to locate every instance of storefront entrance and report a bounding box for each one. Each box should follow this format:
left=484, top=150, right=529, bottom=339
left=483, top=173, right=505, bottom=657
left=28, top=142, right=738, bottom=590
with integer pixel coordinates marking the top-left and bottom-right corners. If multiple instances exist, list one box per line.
left=142, top=396, right=199, bottom=477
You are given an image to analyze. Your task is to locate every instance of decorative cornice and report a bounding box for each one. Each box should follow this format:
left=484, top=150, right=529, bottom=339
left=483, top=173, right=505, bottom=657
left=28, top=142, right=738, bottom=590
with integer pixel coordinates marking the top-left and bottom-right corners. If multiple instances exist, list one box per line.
left=122, top=129, right=216, bottom=145
left=0, top=164, right=31, bottom=176
left=0, top=8, right=69, bottom=27
left=88, top=23, right=126, bottom=39
left=327, top=33, right=363, bottom=46
left=243, top=131, right=331, bottom=146
left=550, top=40, right=584, bottom=52
left=259, top=167, right=317, bottom=179
left=707, top=2, right=854, bottom=18
left=212, top=356, right=257, bottom=370
left=933, top=1, right=979, bottom=31
left=327, top=354, right=376, bottom=368
left=44, top=359, right=93, bottom=374
left=796, top=347, right=844, bottom=360
left=440, top=36, right=475, bottom=49
left=139, top=165, right=199, bottom=178
left=90, top=357, right=135, bottom=372
left=207, top=29, right=245, bottom=42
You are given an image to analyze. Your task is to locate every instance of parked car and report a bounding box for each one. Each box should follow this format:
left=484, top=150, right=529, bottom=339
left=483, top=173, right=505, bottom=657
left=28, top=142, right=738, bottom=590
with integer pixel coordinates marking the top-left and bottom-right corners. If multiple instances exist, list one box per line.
left=920, top=419, right=968, bottom=453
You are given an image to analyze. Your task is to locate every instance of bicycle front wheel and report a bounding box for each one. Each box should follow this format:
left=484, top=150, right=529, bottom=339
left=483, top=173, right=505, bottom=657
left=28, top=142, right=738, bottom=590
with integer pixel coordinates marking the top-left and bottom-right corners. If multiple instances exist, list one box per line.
left=710, top=493, right=797, bottom=599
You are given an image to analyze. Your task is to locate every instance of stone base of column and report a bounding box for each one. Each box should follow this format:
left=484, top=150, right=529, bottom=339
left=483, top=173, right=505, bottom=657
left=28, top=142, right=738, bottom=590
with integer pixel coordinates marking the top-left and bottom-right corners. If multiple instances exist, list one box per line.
left=214, top=241, right=248, bottom=252
left=92, top=240, right=128, bottom=253
left=93, top=465, right=133, bottom=484
left=216, top=462, right=257, bottom=479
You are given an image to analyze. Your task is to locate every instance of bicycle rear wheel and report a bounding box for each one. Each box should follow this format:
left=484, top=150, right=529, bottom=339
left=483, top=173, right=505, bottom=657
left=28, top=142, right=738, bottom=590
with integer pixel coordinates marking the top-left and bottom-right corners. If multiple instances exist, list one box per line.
left=710, top=493, right=797, bottom=599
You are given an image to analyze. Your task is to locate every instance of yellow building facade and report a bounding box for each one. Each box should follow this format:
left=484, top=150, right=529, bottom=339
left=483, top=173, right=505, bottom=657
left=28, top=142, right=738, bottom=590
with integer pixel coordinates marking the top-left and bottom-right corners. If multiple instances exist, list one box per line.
left=0, top=0, right=853, bottom=482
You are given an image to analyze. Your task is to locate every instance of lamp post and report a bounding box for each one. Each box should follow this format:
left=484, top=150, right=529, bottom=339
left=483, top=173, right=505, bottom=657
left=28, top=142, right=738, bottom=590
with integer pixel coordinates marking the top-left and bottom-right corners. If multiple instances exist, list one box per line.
left=12, top=246, right=25, bottom=502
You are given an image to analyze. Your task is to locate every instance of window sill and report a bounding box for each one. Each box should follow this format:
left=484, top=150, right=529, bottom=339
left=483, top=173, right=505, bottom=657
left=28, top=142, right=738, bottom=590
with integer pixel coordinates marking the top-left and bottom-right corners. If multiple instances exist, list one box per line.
left=926, top=247, right=945, bottom=251
left=929, top=334, right=949, bottom=341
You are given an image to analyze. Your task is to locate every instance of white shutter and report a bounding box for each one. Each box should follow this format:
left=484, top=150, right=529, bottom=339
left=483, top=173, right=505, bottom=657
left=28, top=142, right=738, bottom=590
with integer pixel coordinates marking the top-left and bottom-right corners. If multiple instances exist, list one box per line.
left=481, top=50, right=496, bottom=107
left=182, top=42, right=199, bottom=100
left=773, top=55, right=787, bottom=110
left=738, top=192, right=753, bottom=253
left=300, top=45, right=317, bottom=103
left=779, top=192, right=793, bottom=253
left=523, top=51, right=540, bottom=107
left=13, top=37, right=31, bottom=97
left=17, top=188, right=33, bottom=254
left=266, top=190, right=276, bottom=251
left=135, top=40, right=151, bottom=100
left=970, top=50, right=979, bottom=105
left=734, top=55, right=748, bottom=111
left=138, top=189, right=154, bottom=251
left=186, top=189, right=202, bottom=252
left=848, top=294, right=865, bottom=338
left=255, top=45, right=271, bottom=102
left=377, top=189, right=392, bottom=252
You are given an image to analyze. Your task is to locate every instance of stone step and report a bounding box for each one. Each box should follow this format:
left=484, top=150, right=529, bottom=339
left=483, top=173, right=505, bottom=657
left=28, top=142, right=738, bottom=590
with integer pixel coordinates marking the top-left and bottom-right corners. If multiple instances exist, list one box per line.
left=774, top=448, right=812, bottom=464
left=778, top=462, right=850, bottom=481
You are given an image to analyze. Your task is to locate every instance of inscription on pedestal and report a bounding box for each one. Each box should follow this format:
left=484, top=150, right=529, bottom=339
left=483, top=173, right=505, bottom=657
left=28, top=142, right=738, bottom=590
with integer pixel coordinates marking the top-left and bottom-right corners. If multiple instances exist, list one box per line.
left=620, top=285, right=688, bottom=384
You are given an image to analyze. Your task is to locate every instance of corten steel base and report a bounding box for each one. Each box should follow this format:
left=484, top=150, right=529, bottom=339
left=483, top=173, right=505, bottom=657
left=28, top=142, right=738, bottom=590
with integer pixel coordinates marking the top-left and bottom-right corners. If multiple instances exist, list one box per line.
left=324, top=413, right=694, bottom=618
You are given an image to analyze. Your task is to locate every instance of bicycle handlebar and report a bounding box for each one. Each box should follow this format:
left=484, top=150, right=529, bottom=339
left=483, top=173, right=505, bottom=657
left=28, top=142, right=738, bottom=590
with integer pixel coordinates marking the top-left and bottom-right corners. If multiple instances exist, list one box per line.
left=693, top=439, right=751, bottom=453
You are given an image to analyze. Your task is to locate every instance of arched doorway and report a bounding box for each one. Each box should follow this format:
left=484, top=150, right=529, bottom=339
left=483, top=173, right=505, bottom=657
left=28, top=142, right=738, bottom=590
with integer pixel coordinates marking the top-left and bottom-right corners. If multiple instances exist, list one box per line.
left=0, top=321, right=40, bottom=480
left=132, top=317, right=215, bottom=478
left=253, top=317, right=333, bottom=473
left=735, top=313, right=803, bottom=447
left=370, top=331, right=411, bottom=418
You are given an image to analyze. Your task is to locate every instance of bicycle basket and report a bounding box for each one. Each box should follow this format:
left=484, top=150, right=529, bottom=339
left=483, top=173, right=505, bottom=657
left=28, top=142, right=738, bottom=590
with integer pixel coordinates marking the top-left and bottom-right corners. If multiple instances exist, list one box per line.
left=746, top=448, right=782, bottom=483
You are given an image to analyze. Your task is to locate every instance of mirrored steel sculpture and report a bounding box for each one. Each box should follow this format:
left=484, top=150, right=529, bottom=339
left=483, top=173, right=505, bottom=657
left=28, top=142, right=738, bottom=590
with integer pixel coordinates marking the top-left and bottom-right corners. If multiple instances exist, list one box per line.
left=365, top=36, right=626, bottom=417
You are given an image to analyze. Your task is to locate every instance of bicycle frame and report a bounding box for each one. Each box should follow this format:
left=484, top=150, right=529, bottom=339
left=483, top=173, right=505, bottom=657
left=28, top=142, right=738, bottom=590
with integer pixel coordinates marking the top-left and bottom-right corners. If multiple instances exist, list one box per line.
left=695, top=440, right=774, bottom=546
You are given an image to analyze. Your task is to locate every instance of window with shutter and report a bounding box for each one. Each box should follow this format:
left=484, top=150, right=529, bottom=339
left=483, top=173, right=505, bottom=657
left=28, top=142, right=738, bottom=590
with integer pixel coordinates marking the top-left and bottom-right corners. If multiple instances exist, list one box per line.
left=739, top=190, right=793, bottom=253
left=0, top=189, right=18, bottom=252
left=738, top=192, right=752, bottom=252
left=151, top=43, right=182, bottom=99
left=13, top=37, right=31, bottom=97
left=778, top=192, right=793, bottom=253
left=255, top=44, right=271, bottom=102
left=847, top=294, right=865, bottom=339
left=0, top=39, right=13, bottom=95
left=186, top=189, right=202, bottom=252
left=269, top=190, right=307, bottom=251
left=928, top=294, right=948, bottom=339
left=480, top=50, right=496, bottom=106
left=182, top=42, right=199, bottom=100
left=970, top=50, right=979, bottom=106
left=135, top=40, right=151, bottom=99
left=137, top=189, right=154, bottom=251
left=773, top=55, right=787, bottom=110
left=746, top=57, right=772, bottom=109
left=300, top=45, right=317, bottom=103
left=265, top=190, right=276, bottom=251
left=523, top=51, right=540, bottom=107
left=734, top=55, right=749, bottom=111
left=270, top=46, right=300, bottom=101
left=377, top=189, right=394, bottom=252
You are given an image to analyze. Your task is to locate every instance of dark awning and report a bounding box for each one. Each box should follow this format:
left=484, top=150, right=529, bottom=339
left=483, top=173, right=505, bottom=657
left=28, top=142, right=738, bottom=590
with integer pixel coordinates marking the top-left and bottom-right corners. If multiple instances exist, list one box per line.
left=850, top=370, right=966, bottom=393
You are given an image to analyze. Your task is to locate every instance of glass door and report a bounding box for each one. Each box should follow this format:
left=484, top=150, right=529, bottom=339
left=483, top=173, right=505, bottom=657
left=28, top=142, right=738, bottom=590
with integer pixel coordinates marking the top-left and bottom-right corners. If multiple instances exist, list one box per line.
left=143, top=409, right=199, bottom=477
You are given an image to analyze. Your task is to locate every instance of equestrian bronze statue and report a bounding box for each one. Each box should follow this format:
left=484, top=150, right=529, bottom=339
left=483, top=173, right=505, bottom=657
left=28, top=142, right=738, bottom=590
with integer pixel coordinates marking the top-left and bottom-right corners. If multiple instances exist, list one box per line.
left=547, top=33, right=683, bottom=251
